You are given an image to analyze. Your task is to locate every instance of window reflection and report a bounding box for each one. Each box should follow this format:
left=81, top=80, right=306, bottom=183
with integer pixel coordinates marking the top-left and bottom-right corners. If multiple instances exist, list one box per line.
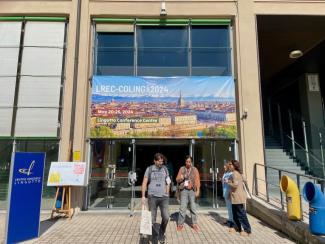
left=95, top=24, right=232, bottom=77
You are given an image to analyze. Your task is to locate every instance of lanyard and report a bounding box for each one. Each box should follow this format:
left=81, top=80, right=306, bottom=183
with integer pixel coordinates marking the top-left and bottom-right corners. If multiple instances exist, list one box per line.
left=186, top=167, right=192, bottom=178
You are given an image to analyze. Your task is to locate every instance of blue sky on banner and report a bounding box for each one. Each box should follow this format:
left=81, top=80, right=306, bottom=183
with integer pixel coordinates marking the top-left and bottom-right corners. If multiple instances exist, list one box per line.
left=92, top=76, right=234, bottom=99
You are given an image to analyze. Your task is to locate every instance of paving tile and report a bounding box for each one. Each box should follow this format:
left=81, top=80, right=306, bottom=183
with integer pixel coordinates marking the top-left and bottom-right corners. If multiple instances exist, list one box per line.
left=0, top=211, right=295, bottom=244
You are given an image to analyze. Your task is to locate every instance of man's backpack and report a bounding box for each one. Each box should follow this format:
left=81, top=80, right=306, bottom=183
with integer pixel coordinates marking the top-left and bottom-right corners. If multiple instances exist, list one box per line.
left=147, top=165, right=168, bottom=184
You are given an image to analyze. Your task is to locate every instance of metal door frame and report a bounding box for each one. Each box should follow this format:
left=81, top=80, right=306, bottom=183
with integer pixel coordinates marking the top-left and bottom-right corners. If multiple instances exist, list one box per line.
left=86, top=139, right=134, bottom=210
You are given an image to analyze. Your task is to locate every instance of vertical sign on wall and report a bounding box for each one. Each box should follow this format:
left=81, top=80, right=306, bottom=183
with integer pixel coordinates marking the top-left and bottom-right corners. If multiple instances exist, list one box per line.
left=5, top=152, right=46, bottom=244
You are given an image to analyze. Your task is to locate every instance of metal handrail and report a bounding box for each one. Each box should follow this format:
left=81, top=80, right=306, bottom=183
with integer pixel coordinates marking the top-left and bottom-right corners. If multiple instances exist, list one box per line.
left=268, top=101, right=325, bottom=178
left=286, top=135, right=324, bottom=167
left=253, top=163, right=325, bottom=220
left=255, top=163, right=325, bottom=183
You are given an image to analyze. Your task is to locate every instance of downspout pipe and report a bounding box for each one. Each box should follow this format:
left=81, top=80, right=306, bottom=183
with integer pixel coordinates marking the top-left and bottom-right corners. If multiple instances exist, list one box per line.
left=303, top=182, right=325, bottom=235
left=303, top=182, right=325, bottom=207
left=280, top=175, right=302, bottom=220
left=69, top=0, right=82, bottom=160
left=68, top=0, right=82, bottom=211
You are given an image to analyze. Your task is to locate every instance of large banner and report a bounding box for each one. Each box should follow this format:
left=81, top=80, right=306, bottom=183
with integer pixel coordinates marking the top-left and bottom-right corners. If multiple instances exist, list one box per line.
left=6, top=152, right=45, bottom=244
left=91, top=76, right=236, bottom=138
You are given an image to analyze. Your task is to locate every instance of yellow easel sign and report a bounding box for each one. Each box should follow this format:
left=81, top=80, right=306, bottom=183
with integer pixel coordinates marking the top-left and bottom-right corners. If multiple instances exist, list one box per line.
left=48, top=172, right=61, bottom=184
left=47, top=162, right=87, bottom=186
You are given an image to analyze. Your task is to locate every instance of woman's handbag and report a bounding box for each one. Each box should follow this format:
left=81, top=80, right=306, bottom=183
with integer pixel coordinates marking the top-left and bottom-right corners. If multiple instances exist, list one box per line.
left=140, top=204, right=152, bottom=236
left=243, top=177, right=252, bottom=199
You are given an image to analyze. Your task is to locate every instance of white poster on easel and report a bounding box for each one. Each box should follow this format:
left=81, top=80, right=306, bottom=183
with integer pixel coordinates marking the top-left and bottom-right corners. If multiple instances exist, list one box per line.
left=47, top=162, right=87, bottom=186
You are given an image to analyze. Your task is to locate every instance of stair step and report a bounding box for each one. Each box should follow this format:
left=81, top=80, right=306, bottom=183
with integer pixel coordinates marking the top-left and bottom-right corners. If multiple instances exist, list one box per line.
left=266, top=168, right=305, bottom=171
left=266, top=158, right=295, bottom=161
left=264, top=136, right=323, bottom=179
left=266, top=169, right=305, bottom=174
left=266, top=162, right=301, bottom=166
left=265, top=146, right=283, bottom=149
left=265, top=149, right=286, bottom=152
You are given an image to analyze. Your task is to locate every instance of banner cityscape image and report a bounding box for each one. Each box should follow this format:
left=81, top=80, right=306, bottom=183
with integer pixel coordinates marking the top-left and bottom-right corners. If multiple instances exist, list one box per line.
left=91, top=76, right=236, bottom=138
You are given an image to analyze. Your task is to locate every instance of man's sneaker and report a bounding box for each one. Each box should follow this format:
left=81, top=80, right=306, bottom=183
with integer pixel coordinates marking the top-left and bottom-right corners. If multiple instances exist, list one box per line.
left=158, top=233, right=166, bottom=244
left=192, top=224, right=200, bottom=232
left=176, top=225, right=184, bottom=232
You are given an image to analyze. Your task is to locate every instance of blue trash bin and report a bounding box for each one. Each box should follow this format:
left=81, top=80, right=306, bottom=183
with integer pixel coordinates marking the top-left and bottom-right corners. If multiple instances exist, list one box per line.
left=55, top=188, right=63, bottom=209
left=303, top=182, right=325, bottom=235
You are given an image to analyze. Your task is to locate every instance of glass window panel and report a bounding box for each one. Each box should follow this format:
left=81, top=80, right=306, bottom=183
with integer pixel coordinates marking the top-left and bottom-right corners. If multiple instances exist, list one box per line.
left=96, top=32, right=134, bottom=75
left=15, top=140, right=59, bottom=209
left=98, top=32, right=134, bottom=47
left=137, top=66, right=189, bottom=77
left=24, top=22, right=65, bottom=47
left=94, top=24, right=233, bottom=77
left=0, top=48, right=20, bottom=76
left=20, top=47, right=64, bottom=76
left=0, top=77, right=16, bottom=106
left=191, top=26, right=231, bottom=76
left=0, top=140, right=13, bottom=209
left=18, top=76, right=61, bottom=107
left=0, top=108, right=13, bottom=136
left=0, top=22, right=21, bottom=46
left=96, top=48, right=134, bottom=76
left=137, top=26, right=189, bottom=76
left=15, top=108, right=59, bottom=137
left=137, top=48, right=188, bottom=76
left=192, top=26, right=229, bottom=48
left=137, top=26, right=188, bottom=48
left=192, top=48, right=231, bottom=76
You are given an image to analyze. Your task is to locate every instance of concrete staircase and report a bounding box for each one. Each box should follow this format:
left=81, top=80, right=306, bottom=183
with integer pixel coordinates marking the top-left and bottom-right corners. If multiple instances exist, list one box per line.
left=264, top=136, right=310, bottom=199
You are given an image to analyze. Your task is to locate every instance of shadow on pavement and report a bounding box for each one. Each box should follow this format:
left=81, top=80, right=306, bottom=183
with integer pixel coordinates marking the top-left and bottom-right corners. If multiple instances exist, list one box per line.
left=169, top=210, right=196, bottom=228
left=39, top=218, right=59, bottom=236
left=169, top=211, right=178, bottom=222
left=208, top=211, right=227, bottom=225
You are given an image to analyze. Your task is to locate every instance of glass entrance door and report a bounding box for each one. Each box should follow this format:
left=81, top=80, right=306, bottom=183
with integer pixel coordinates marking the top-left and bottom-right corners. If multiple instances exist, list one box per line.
left=87, top=138, right=236, bottom=210
left=193, top=140, right=215, bottom=208
left=193, top=139, right=236, bottom=208
left=88, top=139, right=135, bottom=209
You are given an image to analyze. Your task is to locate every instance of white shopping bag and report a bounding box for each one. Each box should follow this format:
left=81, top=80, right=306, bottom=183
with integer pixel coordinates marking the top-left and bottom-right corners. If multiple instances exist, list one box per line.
left=140, top=205, right=152, bottom=235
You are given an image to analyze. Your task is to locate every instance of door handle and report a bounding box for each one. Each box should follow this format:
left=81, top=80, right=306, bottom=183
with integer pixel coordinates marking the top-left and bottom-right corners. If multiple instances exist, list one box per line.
left=128, top=171, right=137, bottom=185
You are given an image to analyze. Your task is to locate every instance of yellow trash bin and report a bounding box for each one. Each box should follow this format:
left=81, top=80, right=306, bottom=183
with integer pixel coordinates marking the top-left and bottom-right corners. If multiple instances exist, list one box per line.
left=280, top=175, right=301, bottom=220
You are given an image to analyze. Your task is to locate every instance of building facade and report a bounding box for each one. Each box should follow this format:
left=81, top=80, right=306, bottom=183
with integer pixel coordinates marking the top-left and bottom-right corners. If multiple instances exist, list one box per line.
left=1, top=0, right=325, bottom=211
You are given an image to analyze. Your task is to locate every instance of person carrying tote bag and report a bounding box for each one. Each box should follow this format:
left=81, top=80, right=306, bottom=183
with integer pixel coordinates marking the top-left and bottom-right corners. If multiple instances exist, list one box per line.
left=141, top=153, right=171, bottom=244
left=140, top=201, right=152, bottom=236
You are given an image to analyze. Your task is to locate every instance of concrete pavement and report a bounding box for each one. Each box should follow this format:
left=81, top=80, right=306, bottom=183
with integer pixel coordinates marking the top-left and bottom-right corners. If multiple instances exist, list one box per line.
left=0, top=210, right=296, bottom=244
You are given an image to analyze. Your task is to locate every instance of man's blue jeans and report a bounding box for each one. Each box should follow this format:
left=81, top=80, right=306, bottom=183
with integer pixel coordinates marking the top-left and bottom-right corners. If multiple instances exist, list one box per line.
left=148, top=196, right=169, bottom=238
left=178, top=189, right=197, bottom=225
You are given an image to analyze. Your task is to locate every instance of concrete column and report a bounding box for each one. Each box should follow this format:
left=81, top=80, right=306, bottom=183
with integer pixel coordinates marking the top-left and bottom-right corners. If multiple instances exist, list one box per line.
left=59, top=0, right=79, bottom=162
left=70, top=0, right=92, bottom=209
left=299, top=73, right=324, bottom=128
left=299, top=73, right=324, bottom=158
left=235, top=0, right=265, bottom=191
